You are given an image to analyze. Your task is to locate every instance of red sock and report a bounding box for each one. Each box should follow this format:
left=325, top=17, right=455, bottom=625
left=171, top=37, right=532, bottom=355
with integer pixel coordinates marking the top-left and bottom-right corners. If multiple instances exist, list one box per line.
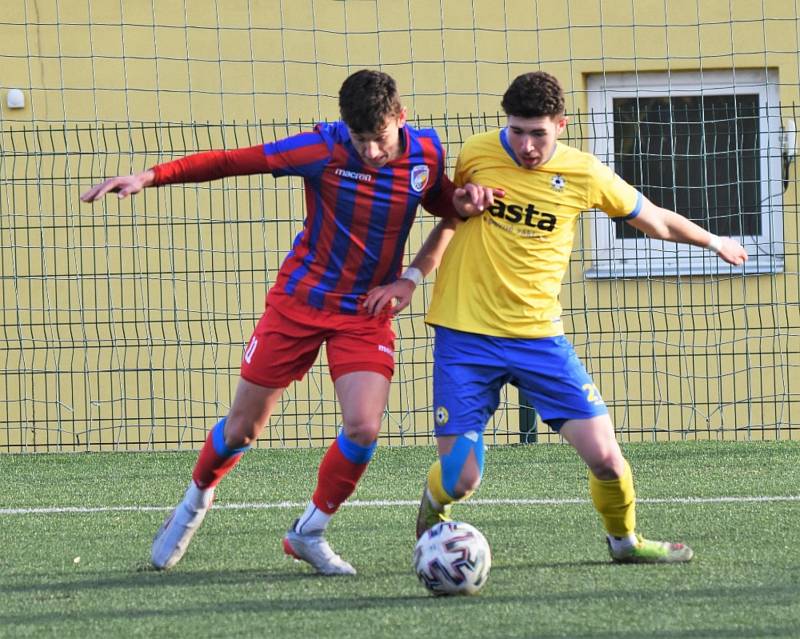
left=192, top=419, right=248, bottom=489
left=311, top=439, right=370, bottom=514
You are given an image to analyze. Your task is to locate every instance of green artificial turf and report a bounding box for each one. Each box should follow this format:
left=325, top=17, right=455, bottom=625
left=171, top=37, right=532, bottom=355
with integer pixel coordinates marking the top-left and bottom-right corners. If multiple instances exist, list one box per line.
left=2, top=441, right=799, bottom=638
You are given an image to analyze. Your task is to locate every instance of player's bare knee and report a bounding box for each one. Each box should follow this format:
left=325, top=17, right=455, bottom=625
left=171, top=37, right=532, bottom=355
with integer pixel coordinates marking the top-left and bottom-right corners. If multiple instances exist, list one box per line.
left=440, top=430, right=485, bottom=499
left=223, top=416, right=262, bottom=448
left=341, top=419, right=381, bottom=446
left=588, top=454, right=625, bottom=480
left=224, top=430, right=254, bottom=449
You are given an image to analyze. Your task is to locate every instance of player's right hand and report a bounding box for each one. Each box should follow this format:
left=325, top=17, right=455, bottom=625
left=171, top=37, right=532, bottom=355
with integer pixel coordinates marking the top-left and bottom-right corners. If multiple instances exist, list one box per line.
left=716, top=237, right=749, bottom=267
left=453, top=182, right=505, bottom=218
left=362, top=279, right=416, bottom=316
left=80, top=169, right=155, bottom=202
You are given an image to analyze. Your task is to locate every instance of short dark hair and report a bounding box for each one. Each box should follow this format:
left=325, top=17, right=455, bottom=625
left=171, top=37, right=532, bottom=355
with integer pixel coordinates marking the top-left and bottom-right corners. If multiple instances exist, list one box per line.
left=501, top=71, right=565, bottom=118
left=339, top=69, right=403, bottom=133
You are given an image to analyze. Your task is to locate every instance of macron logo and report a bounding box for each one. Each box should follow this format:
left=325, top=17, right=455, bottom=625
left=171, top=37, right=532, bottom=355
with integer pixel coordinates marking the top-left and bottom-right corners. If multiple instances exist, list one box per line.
left=335, top=168, right=372, bottom=183
left=378, top=344, right=393, bottom=356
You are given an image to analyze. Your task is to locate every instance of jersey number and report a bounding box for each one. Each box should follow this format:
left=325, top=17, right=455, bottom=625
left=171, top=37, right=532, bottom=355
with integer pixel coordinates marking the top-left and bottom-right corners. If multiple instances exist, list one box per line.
left=582, top=383, right=604, bottom=405
left=244, top=337, right=258, bottom=364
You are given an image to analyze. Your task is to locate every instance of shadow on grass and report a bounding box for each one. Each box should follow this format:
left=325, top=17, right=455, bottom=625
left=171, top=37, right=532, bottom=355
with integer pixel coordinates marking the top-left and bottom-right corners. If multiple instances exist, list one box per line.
left=2, top=564, right=798, bottom=639
left=0, top=555, right=717, bottom=600
left=495, top=559, right=612, bottom=570
left=0, top=564, right=330, bottom=596
left=3, top=583, right=797, bottom=639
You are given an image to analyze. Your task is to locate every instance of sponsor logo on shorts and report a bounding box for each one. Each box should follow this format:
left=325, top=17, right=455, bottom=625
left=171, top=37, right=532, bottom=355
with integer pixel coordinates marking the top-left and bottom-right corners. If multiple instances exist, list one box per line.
left=435, top=406, right=449, bottom=426
left=378, top=344, right=393, bottom=356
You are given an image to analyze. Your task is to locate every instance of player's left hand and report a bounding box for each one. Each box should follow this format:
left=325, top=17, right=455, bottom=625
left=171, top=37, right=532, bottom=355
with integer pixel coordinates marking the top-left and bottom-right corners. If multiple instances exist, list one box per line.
left=453, top=183, right=505, bottom=218
left=716, top=238, right=749, bottom=266
left=363, top=279, right=416, bottom=316
left=80, top=169, right=155, bottom=202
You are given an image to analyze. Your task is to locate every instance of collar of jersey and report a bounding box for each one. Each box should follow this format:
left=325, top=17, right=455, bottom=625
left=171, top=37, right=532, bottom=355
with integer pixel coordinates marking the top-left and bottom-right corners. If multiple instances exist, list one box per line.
left=499, top=127, right=520, bottom=165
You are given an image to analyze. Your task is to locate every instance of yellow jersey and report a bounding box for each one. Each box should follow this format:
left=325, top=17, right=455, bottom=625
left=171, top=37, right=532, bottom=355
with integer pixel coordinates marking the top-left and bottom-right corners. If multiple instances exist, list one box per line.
left=426, top=129, right=641, bottom=338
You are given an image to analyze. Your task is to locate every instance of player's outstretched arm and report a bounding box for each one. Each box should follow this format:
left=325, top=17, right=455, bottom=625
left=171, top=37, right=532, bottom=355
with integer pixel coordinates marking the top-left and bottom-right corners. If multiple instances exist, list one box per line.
left=80, top=169, right=156, bottom=202
left=363, top=217, right=460, bottom=316
left=625, top=197, right=748, bottom=267
left=453, top=182, right=506, bottom=218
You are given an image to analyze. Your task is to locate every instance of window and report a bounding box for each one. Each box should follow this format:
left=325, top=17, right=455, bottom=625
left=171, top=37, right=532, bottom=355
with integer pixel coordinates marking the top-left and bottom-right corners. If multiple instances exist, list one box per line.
left=585, top=69, right=783, bottom=277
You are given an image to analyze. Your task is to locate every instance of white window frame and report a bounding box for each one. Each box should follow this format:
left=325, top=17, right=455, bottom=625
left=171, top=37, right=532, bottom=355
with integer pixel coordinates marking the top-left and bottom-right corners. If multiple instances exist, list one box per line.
left=585, top=69, right=783, bottom=278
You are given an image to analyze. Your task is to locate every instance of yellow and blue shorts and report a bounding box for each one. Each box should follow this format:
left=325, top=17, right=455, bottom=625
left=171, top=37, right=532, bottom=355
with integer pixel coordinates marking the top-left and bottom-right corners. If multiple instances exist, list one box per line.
left=432, top=326, right=608, bottom=435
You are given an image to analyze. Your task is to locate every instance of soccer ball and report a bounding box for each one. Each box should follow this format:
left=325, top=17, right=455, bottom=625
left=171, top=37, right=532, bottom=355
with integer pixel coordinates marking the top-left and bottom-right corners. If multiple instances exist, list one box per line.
left=413, top=521, right=492, bottom=596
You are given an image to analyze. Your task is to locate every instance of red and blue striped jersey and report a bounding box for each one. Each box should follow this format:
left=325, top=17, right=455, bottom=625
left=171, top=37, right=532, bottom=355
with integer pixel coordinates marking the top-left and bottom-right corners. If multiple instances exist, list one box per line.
left=152, top=121, right=456, bottom=314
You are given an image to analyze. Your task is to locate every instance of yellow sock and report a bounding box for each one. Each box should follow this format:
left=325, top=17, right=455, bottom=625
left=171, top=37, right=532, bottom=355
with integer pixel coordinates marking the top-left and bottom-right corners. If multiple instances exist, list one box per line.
left=427, top=458, right=476, bottom=510
left=427, top=460, right=454, bottom=507
left=589, top=459, right=636, bottom=537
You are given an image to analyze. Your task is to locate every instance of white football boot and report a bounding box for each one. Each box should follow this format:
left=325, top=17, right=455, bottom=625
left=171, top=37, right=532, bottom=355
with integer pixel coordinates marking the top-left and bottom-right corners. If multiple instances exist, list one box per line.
left=151, top=482, right=214, bottom=570
left=282, top=519, right=356, bottom=576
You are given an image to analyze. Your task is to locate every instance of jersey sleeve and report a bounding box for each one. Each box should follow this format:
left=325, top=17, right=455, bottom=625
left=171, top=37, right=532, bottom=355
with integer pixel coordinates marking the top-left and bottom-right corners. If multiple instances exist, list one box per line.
left=452, top=134, right=481, bottom=189
left=446, top=136, right=490, bottom=218
left=151, top=128, right=333, bottom=185
left=151, top=145, right=271, bottom=185
left=262, top=127, right=333, bottom=179
left=586, top=155, right=642, bottom=219
left=414, top=131, right=459, bottom=218
left=420, top=172, right=458, bottom=218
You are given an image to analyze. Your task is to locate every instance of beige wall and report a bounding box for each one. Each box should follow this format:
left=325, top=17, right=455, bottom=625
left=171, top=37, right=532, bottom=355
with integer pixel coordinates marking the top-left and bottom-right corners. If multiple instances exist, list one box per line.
left=1, top=0, right=798, bottom=450
left=2, top=0, right=798, bottom=124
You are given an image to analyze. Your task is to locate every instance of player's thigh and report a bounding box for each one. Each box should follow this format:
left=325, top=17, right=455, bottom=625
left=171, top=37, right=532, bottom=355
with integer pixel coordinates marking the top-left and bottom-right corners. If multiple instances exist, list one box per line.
left=334, top=371, right=391, bottom=444
left=326, top=317, right=394, bottom=443
left=324, top=314, right=395, bottom=382
left=432, top=327, right=510, bottom=436
left=240, top=305, right=325, bottom=387
left=510, top=335, right=608, bottom=430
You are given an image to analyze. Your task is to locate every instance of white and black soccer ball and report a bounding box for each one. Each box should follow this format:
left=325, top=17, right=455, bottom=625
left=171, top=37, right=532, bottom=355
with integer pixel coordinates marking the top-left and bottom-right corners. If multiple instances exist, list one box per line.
left=413, top=521, right=492, bottom=596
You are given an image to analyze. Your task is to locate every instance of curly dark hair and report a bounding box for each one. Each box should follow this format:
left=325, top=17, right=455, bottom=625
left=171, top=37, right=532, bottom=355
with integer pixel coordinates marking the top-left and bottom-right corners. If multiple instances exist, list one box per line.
left=338, top=69, right=404, bottom=133
left=501, top=71, right=565, bottom=118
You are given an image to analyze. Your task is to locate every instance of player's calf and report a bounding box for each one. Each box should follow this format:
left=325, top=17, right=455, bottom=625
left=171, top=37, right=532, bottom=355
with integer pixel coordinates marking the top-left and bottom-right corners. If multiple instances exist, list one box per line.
left=416, top=431, right=484, bottom=538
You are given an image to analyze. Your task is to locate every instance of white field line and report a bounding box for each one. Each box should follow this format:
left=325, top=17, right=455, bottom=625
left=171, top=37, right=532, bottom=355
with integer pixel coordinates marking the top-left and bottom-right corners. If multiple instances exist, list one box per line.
left=2, top=495, right=799, bottom=516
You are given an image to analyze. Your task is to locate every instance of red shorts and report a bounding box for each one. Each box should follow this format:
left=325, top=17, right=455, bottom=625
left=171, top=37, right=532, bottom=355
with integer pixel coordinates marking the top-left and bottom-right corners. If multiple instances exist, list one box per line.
left=240, top=294, right=395, bottom=388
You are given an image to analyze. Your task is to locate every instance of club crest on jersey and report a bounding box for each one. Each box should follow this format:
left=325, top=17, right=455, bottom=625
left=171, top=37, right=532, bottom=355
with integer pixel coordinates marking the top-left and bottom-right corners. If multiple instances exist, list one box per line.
left=551, top=174, right=566, bottom=192
left=435, top=406, right=449, bottom=426
left=411, top=165, right=430, bottom=192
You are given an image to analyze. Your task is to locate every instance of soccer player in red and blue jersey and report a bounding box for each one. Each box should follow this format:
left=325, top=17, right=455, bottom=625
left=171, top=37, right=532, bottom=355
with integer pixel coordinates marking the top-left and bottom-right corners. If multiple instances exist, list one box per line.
left=81, top=70, right=463, bottom=575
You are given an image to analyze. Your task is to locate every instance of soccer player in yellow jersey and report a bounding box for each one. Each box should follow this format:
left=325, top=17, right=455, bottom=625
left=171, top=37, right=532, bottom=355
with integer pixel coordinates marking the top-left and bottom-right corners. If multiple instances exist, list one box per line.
left=365, top=71, right=748, bottom=563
